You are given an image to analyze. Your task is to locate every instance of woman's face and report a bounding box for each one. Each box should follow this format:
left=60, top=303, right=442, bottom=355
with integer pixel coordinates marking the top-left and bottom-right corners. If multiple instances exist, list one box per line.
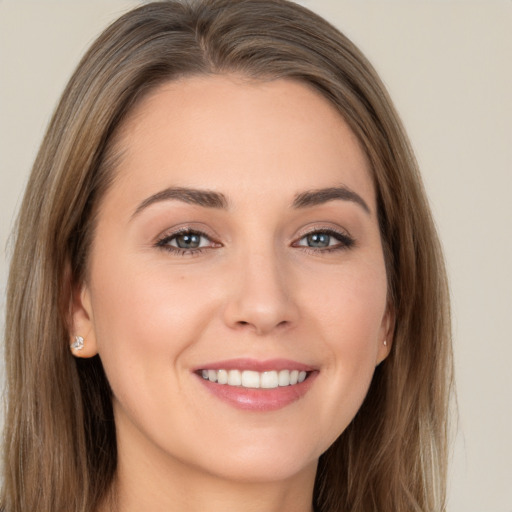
left=73, top=75, right=391, bottom=484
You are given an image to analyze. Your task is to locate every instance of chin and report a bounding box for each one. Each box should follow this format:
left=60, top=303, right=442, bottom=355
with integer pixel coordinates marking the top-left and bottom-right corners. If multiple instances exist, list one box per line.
left=202, top=451, right=318, bottom=484
left=181, top=429, right=323, bottom=484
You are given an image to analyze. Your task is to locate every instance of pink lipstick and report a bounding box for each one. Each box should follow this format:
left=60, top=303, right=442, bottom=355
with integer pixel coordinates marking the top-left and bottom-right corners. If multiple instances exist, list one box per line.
left=194, top=358, right=317, bottom=411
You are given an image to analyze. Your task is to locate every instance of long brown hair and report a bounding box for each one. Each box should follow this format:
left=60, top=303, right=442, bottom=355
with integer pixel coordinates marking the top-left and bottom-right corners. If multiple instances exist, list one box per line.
left=1, top=1, right=452, bottom=511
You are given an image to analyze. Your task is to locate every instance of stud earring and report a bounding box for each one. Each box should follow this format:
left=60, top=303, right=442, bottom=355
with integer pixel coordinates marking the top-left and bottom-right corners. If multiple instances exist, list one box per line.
left=70, top=335, right=84, bottom=351
left=383, top=339, right=387, bottom=346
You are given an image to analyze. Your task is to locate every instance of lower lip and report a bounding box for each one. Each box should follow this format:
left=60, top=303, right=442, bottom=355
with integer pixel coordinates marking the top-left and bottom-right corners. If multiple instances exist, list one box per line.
left=196, top=372, right=318, bottom=411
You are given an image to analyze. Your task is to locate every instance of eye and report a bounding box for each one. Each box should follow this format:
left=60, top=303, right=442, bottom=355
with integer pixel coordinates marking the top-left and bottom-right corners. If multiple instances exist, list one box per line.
left=155, top=229, right=217, bottom=254
left=294, top=229, right=354, bottom=251
left=171, top=232, right=207, bottom=249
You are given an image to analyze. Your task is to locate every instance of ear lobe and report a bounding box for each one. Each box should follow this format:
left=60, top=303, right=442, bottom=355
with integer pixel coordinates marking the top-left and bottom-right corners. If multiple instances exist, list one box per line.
left=69, top=281, right=99, bottom=358
left=376, top=305, right=395, bottom=366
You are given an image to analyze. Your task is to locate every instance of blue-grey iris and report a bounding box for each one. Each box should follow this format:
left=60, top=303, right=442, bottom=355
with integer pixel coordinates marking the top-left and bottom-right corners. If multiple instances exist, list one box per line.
left=176, top=233, right=201, bottom=249
left=307, top=233, right=331, bottom=248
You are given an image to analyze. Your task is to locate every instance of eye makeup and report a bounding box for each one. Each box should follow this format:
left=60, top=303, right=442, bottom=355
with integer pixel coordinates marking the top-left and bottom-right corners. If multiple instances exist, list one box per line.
left=155, top=227, right=220, bottom=256
left=292, top=227, right=355, bottom=253
left=154, top=224, right=355, bottom=257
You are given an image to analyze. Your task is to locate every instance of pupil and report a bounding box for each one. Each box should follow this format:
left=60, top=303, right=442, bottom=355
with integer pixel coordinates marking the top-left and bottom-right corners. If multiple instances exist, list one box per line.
left=176, top=233, right=200, bottom=249
left=308, top=233, right=330, bottom=247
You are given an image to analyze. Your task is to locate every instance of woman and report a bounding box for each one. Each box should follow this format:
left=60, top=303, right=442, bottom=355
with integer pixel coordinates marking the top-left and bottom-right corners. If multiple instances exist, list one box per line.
left=1, top=1, right=453, bottom=511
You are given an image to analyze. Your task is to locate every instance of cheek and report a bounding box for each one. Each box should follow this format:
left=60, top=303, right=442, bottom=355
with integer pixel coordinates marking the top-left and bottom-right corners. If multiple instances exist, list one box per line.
left=87, top=256, right=218, bottom=391
left=302, top=261, right=388, bottom=439
left=308, top=260, right=388, bottom=347
left=90, top=273, right=162, bottom=407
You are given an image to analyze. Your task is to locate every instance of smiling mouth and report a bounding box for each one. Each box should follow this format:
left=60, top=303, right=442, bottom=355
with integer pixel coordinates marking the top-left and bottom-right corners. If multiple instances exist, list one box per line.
left=199, top=369, right=310, bottom=389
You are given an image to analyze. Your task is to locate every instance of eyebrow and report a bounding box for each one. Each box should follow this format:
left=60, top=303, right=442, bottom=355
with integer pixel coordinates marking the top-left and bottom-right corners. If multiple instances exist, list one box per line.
left=132, top=187, right=228, bottom=218
left=132, top=184, right=370, bottom=219
left=292, top=186, right=371, bottom=214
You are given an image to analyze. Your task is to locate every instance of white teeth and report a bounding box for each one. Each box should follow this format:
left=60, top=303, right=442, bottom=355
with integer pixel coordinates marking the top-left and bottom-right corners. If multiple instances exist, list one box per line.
left=278, top=369, right=290, bottom=386
left=241, top=370, right=260, bottom=388
left=217, top=369, right=228, bottom=384
left=260, top=371, right=279, bottom=389
left=227, top=369, right=242, bottom=386
left=200, top=368, right=309, bottom=388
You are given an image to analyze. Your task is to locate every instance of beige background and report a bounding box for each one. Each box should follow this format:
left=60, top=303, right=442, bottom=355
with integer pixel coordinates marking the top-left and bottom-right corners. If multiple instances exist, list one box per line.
left=1, top=1, right=511, bottom=510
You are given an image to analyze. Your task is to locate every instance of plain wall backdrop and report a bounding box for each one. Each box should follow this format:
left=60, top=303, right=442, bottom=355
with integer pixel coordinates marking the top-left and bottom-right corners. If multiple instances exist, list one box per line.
left=1, top=1, right=511, bottom=510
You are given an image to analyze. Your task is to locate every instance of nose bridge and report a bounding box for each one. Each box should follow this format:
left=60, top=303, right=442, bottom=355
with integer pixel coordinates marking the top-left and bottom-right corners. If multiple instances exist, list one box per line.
left=223, top=242, right=298, bottom=335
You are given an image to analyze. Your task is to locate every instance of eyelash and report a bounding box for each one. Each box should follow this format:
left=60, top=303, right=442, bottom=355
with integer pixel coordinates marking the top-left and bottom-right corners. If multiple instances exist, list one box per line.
left=292, top=228, right=355, bottom=253
left=155, top=227, right=355, bottom=255
left=155, top=228, right=217, bottom=256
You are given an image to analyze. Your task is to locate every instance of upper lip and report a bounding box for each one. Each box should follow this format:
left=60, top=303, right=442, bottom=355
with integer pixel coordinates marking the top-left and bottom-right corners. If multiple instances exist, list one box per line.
left=194, top=358, right=315, bottom=373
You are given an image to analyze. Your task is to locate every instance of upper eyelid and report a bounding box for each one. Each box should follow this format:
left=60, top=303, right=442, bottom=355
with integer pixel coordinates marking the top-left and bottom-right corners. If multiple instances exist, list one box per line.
left=154, top=230, right=219, bottom=255
left=292, top=226, right=356, bottom=249
left=294, top=225, right=352, bottom=240
left=155, top=226, right=218, bottom=244
left=168, top=232, right=211, bottom=246
left=154, top=224, right=353, bottom=246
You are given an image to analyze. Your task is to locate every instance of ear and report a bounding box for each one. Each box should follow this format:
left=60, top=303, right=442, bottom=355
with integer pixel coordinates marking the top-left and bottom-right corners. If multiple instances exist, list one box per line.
left=69, top=277, right=99, bottom=359
left=375, top=304, right=395, bottom=366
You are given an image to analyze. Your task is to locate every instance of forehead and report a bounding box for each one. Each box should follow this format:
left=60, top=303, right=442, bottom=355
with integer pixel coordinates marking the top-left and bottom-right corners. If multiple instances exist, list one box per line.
left=106, top=74, right=375, bottom=209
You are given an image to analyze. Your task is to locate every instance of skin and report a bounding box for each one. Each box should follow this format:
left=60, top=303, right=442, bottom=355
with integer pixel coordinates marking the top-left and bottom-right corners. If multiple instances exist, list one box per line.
left=72, top=75, right=392, bottom=512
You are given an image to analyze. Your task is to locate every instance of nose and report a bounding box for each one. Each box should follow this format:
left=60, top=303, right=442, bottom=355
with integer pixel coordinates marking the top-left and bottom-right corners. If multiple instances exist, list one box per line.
left=222, top=249, right=299, bottom=336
